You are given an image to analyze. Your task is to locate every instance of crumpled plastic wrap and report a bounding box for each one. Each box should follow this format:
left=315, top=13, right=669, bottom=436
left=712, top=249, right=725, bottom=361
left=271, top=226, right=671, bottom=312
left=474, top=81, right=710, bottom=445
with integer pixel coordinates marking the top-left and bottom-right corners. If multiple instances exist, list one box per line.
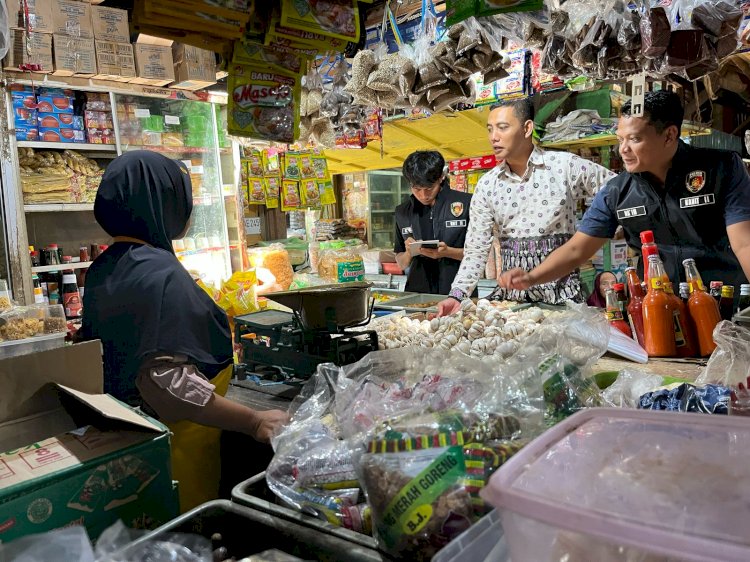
left=697, top=320, right=750, bottom=387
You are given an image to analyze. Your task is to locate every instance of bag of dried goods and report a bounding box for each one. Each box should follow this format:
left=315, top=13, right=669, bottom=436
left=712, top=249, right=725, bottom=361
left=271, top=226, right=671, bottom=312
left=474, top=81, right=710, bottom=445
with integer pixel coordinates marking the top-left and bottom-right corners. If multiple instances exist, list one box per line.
left=317, top=245, right=365, bottom=284
left=248, top=245, right=295, bottom=291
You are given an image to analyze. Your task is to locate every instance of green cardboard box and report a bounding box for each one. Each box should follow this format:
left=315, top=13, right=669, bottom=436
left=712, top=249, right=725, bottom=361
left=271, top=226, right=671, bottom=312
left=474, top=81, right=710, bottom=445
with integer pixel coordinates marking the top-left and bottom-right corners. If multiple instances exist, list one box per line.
left=0, top=341, right=179, bottom=543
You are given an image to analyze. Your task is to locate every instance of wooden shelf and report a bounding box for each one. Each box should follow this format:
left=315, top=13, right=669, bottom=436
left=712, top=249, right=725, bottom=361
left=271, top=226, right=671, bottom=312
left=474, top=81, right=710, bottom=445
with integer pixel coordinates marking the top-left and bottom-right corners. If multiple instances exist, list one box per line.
left=540, top=122, right=712, bottom=151
left=18, top=141, right=117, bottom=152
left=24, top=203, right=94, bottom=212
left=33, top=261, right=93, bottom=273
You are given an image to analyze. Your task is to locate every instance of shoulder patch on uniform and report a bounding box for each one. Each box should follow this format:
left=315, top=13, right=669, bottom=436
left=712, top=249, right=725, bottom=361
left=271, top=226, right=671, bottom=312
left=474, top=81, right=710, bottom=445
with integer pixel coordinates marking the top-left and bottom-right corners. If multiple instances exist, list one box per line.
left=450, top=202, right=464, bottom=217
left=686, top=170, right=705, bottom=193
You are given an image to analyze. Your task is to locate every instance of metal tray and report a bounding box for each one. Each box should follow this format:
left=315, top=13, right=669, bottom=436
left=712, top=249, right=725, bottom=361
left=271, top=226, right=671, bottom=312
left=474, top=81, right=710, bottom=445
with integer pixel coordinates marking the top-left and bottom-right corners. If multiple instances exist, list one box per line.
left=371, top=290, right=415, bottom=307
left=376, top=293, right=445, bottom=312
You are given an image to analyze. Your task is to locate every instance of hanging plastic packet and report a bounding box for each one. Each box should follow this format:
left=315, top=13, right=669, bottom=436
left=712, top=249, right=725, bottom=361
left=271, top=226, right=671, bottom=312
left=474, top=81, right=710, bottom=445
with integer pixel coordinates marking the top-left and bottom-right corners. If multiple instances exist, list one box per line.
left=246, top=149, right=264, bottom=176
left=300, top=178, right=322, bottom=208
left=283, top=151, right=302, bottom=180
left=228, top=64, right=301, bottom=144
left=247, top=177, right=266, bottom=205
left=446, top=0, right=544, bottom=27
left=281, top=180, right=302, bottom=211
left=266, top=18, right=352, bottom=54
left=299, top=152, right=316, bottom=179
left=263, top=148, right=281, bottom=176
left=312, top=156, right=330, bottom=180
left=264, top=176, right=281, bottom=209
left=240, top=162, right=251, bottom=213
left=318, top=179, right=337, bottom=205
left=233, top=41, right=305, bottom=76
left=280, top=0, right=361, bottom=44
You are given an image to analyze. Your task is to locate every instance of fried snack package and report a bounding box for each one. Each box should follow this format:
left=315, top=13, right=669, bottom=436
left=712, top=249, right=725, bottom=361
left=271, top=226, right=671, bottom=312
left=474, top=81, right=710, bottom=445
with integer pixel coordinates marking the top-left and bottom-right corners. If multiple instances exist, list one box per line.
left=318, top=179, right=336, bottom=205
left=248, top=177, right=266, bottom=205
left=300, top=179, right=321, bottom=209
left=228, top=64, right=301, bottom=144
left=245, top=149, right=264, bottom=176
left=264, top=176, right=281, bottom=209
left=248, top=245, right=295, bottom=291
left=312, top=156, right=330, bottom=180
left=281, top=180, right=301, bottom=211
left=217, top=270, right=259, bottom=317
left=263, top=148, right=282, bottom=175
left=280, top=0, right=361, bottom=43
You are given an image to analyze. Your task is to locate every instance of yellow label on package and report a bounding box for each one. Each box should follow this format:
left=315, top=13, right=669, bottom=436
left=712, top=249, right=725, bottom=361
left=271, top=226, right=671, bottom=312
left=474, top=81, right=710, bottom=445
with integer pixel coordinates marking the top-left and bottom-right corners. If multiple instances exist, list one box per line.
left=318, top=179, right=336, bottom=205
left=248, top=177, right=266, bottom=205
left=312, top=156, right=330, bottom=180
left=300, top=178, right=321, bottom=208
left=281, top=179, right=301, bottom=211
left=299, top=152, right=316, bottom=179
left=283, top=152, right=302, bottom=180
left=280, top=0, right=360, bottom=43
left=245, top=150, right=264, bottom=176
left=228, top=64, right=300, bottom=143
left=264, top=177, right=280, bottom=209
left=233, top=41, right=304, bottom=75
left=267, top=19, right=350, bottom=52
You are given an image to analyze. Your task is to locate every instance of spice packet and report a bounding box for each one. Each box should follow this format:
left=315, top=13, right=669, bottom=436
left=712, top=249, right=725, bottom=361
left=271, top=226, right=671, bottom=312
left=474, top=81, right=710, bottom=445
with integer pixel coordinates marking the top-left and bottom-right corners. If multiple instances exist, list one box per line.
left=280, top=0, right=360, bottom=44
left=228, top=63, right=301, bottom=144
left=248, top=177, right=266, bottom=205
left=245, top=149, right=264, bottom=176
left=264, top=176, right=280, bottom=209
left=318, top=179, right=336, bottom=205
left=283, top=151, right=302, bottom=180
left=263, top=148, right=281, bottom=175
left=281, top=179, right=301, bottom=211
left=300, top=178, right=321, bottom=208
left=299, top=152, right=316, bottom=179
left=312, top=156, right=330, bottom=180
left=233, top=41, right=305, bottom=76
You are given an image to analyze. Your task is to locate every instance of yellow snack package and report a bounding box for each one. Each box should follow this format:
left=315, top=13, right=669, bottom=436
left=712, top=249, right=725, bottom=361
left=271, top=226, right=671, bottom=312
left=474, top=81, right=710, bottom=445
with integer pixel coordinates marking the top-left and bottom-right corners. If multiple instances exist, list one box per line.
left=266, top=19, right=351, bottom=53
left=299, top=152, right=316, bottom=179
left=240, top=162, right=251, bottom=213
left=264, top=176, right=280, bottom=209
left=300, top=178, right=321, bottom=209
left=262, top=148, right=281, bottom=175
left=280, top=0, right=360, bottom=44
left=248, top=177, right=266, bottom=205
left=281, top=180, right=301, bottom=211
left=246, top=149, right=264, bottom=176
left=318, top=179, right=336, bottom=205
left=312, top=156, right=330, bottom=180
left=228, top=63, right=301, bottom=144
left=218, top=270, right=259, bottom=317
left=283, top=151, right=302, bottom=180
left=233, top=41, right=305, bottom=75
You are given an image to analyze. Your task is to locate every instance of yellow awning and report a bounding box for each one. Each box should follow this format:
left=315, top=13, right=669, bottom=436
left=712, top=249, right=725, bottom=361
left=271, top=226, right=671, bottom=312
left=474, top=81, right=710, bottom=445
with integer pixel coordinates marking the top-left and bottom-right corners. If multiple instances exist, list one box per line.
left=325, top=106, right=494, bottom=174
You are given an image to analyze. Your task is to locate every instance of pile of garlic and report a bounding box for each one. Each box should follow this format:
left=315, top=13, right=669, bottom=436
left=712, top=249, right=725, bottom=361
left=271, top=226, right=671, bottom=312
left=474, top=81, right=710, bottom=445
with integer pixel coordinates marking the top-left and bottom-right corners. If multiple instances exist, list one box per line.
left=375, top=299, right=558, bottom=360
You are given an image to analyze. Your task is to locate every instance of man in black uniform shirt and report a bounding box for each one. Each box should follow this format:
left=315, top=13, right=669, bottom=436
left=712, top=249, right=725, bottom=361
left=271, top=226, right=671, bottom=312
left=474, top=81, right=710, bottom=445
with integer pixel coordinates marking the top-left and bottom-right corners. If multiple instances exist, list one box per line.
left=500, top=90, right=750, bottom=293
left=394, top=151, right=473, bottom=294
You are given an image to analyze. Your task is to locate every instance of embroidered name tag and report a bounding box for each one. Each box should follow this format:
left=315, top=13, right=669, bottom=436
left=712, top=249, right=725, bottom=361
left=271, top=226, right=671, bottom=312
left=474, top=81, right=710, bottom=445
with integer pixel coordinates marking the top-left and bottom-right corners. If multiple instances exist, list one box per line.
left=401, top=226, right=413, bottom=235
left=445, top=220, right=467, bottom=228
left=616, top=206, right=647, bottom=220
left=680, top=194, right=715, bottom=208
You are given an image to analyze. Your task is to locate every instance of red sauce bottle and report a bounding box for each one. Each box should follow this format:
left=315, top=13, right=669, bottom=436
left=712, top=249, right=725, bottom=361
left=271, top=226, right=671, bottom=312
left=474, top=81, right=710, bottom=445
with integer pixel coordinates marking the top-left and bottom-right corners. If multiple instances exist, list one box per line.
left=625, top=267, right=646, bottom=347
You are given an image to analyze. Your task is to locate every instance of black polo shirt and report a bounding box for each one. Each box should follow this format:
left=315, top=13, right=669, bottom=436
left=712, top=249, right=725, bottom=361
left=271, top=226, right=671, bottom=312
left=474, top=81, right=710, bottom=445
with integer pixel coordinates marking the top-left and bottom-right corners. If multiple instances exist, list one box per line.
left=394, top=185, right=473, bottom=294
left=579, top=140, right=750, bottom=289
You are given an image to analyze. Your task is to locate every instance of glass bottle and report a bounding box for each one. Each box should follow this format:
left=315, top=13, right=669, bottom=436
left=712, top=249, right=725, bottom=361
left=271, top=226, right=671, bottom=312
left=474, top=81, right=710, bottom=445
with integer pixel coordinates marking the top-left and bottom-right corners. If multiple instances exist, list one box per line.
left=32, top=274, right=45, bottom=304
left=606, top=288, right=632, bottom=337
left=664, top=277, right=697, bottom=358
left=679, top=282, right=690, bottom=303
left=643, top=255, right=677, bottom=357
left=62, top=273, right=82, bottom=319
left=719, top=285, right=735, bottom=321
left=683, top=258, right=721, bottom=356
left=614, top=282, right=629, bottom=324
left=625, top=267, right=646, bottom=347
left=709, top=281, right=723, bottom=304
left=738, top=284, right=750, bottom=315
left=640, top=230, right=659, bottom=285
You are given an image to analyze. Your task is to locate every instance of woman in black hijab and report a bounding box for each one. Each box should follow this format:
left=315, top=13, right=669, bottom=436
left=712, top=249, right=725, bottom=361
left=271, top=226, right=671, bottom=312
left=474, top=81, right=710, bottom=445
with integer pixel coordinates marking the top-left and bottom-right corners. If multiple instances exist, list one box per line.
left=81, top=151, right=287, bottom=509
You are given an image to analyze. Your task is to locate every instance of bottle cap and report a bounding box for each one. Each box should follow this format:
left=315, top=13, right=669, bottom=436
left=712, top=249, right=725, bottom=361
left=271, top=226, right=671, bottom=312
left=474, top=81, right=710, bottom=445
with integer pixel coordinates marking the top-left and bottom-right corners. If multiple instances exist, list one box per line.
left=28, top=245, right=34, bottom=252
left=625, top=266, right=635, bottom=271
left=682, top=258, right=696, bottom=266
left=640, top=231, right=654, bottom=244
left=721, top=285, right=735, bottom=297
left=710, top=281, right=724, bottom=289
left=613, top=283, right=625, bottom=291
left=741, top=284, right=750, bottom=294
left=48, top=243, right=58, bottom=249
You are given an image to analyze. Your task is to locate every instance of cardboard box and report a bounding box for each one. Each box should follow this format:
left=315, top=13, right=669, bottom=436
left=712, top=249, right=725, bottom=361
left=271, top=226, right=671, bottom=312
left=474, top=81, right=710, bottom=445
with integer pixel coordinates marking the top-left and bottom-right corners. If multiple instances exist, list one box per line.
left=0, top=341, right=178, bottom=542
left=53, top=34, right=97, bottom=76
left=52, top=0, right=93, bottom=39
left=36, top=94, right=74, bottom=114
left=3, top=30, right=53, bottom=73
left=171, top=43, right=216, bottom=90
left=132, top=43, right=174, bottom=86
left=15, top=126, right=39, bottom=142
left=38, top=128, right=86, bottom=143
left=135, top=33, right=173, bottom=47
left=91, top=5, right=129, bottom=44
left=37, top=112, right=84, bottom=130
left=13, top=107, right=38, bottom=127
left=94, top=40, right=135, bottom=82
left=7, top=0, right=54, bottom=33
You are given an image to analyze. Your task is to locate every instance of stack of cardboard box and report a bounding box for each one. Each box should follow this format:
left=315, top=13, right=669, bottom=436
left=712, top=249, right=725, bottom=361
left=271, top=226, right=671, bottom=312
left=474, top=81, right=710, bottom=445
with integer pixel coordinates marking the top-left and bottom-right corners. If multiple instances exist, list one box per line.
left=51, top=0, right=96, bottom=77
left=92, top=5, right=135, bottom=82
left=4, top=0, right=54, bottom=73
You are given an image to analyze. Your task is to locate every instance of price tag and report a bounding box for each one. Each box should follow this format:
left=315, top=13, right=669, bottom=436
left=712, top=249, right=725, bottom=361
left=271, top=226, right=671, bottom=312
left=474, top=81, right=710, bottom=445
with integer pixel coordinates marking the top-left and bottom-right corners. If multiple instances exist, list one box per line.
left=245, top=217, right=261, bottom=235
left=164, top=115, right=180, bottom=125
left=134, top=108, right=150, bottom=118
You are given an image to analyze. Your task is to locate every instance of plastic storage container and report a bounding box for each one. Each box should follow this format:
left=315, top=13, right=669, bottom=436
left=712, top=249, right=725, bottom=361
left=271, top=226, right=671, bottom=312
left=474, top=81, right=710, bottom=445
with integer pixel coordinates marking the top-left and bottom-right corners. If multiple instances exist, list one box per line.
left=231, top=472, right=379, bottom=551
left=481, top=408, right=750, bottom=562
left=432, top=510, right=508, bottom=562
left=109, top=499, right=385, bottom=562
left=0, top=304, right=66, bottom=358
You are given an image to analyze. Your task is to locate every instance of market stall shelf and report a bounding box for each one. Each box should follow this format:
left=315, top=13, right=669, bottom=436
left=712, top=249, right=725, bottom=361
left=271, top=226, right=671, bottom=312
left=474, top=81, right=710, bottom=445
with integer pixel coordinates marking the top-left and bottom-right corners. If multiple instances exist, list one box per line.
left=32, top=261, right=93, bottom=273
left=541, top=122, right=712, bottom=151
left=24, top=203, right=95, bottom=212
left=17, top=141, right=117, bottom=152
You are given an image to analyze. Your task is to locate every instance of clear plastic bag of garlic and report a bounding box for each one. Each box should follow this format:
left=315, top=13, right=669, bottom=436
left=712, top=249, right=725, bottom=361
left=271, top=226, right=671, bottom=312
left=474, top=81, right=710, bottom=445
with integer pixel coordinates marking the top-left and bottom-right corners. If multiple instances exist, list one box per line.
left=374, top=299, right=562, bottom=361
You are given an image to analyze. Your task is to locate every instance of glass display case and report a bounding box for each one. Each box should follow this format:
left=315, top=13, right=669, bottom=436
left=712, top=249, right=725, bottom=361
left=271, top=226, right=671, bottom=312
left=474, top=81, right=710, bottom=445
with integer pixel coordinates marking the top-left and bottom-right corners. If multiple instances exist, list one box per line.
left=367, top=170, right=409, bottom=249
left=114, top=94, right=232, bottom=286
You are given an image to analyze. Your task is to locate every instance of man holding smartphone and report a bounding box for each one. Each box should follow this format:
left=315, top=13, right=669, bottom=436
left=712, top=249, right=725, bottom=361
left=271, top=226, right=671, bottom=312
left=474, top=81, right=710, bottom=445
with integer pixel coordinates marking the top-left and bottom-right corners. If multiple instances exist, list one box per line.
left=394, top=150, right=473, bottom=294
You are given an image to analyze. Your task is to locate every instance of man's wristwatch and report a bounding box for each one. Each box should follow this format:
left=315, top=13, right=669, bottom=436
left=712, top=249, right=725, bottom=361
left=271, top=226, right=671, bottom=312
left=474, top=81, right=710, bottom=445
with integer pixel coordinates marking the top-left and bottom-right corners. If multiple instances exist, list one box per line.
left=448, top=287, right=467, bottom=302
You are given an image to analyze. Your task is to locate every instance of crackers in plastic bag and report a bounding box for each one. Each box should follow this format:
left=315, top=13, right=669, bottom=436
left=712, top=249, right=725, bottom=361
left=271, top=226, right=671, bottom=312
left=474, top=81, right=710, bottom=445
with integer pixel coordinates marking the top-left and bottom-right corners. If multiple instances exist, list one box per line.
left=228, top=64, right=300, bottom=143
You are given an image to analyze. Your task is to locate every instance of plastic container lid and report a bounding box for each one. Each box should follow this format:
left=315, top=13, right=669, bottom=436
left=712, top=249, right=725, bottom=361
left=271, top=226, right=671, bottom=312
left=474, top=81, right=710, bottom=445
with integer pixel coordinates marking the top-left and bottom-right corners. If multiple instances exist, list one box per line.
left=741, top=284, right=750, bottom=294
left=481, top=408, right=750, bottom=562
left=710, top=281, right=724, bottom=289
left=639, top=230, right=654, bottom=244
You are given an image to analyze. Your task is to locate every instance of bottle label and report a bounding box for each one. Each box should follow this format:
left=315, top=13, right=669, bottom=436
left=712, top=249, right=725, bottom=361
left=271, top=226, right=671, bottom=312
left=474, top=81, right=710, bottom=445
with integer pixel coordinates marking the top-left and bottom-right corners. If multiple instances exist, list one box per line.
left=650, top=278, right=663, bottom=290
left=688, top=281, right=705, bottom=292
left=673, top=310, right=686, bottom=347
left=606, top=310, right=624, bottom=322
left=63, top=291, right=82, bottom=318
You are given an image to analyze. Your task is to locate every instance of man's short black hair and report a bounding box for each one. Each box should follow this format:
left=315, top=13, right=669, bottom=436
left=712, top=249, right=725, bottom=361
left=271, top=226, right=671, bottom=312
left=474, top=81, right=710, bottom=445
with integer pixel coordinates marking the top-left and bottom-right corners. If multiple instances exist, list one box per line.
left=402, top=150, right=445, bottom=188
left=621, top=90, right=684, bottom=133
left=489, top=98, right=534, bottom=124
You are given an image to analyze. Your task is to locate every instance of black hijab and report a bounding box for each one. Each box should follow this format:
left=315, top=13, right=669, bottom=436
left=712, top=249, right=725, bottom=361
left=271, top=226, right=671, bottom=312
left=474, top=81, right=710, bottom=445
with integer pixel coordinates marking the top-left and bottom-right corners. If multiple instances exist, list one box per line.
left=81, top=151, right=232, bottom=405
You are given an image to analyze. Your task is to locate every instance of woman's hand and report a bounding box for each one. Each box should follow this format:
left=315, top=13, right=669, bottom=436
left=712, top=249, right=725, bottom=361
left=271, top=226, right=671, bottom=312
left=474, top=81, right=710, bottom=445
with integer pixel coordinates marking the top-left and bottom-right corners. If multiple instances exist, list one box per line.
left=251, top=409, right=289, bottom=443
